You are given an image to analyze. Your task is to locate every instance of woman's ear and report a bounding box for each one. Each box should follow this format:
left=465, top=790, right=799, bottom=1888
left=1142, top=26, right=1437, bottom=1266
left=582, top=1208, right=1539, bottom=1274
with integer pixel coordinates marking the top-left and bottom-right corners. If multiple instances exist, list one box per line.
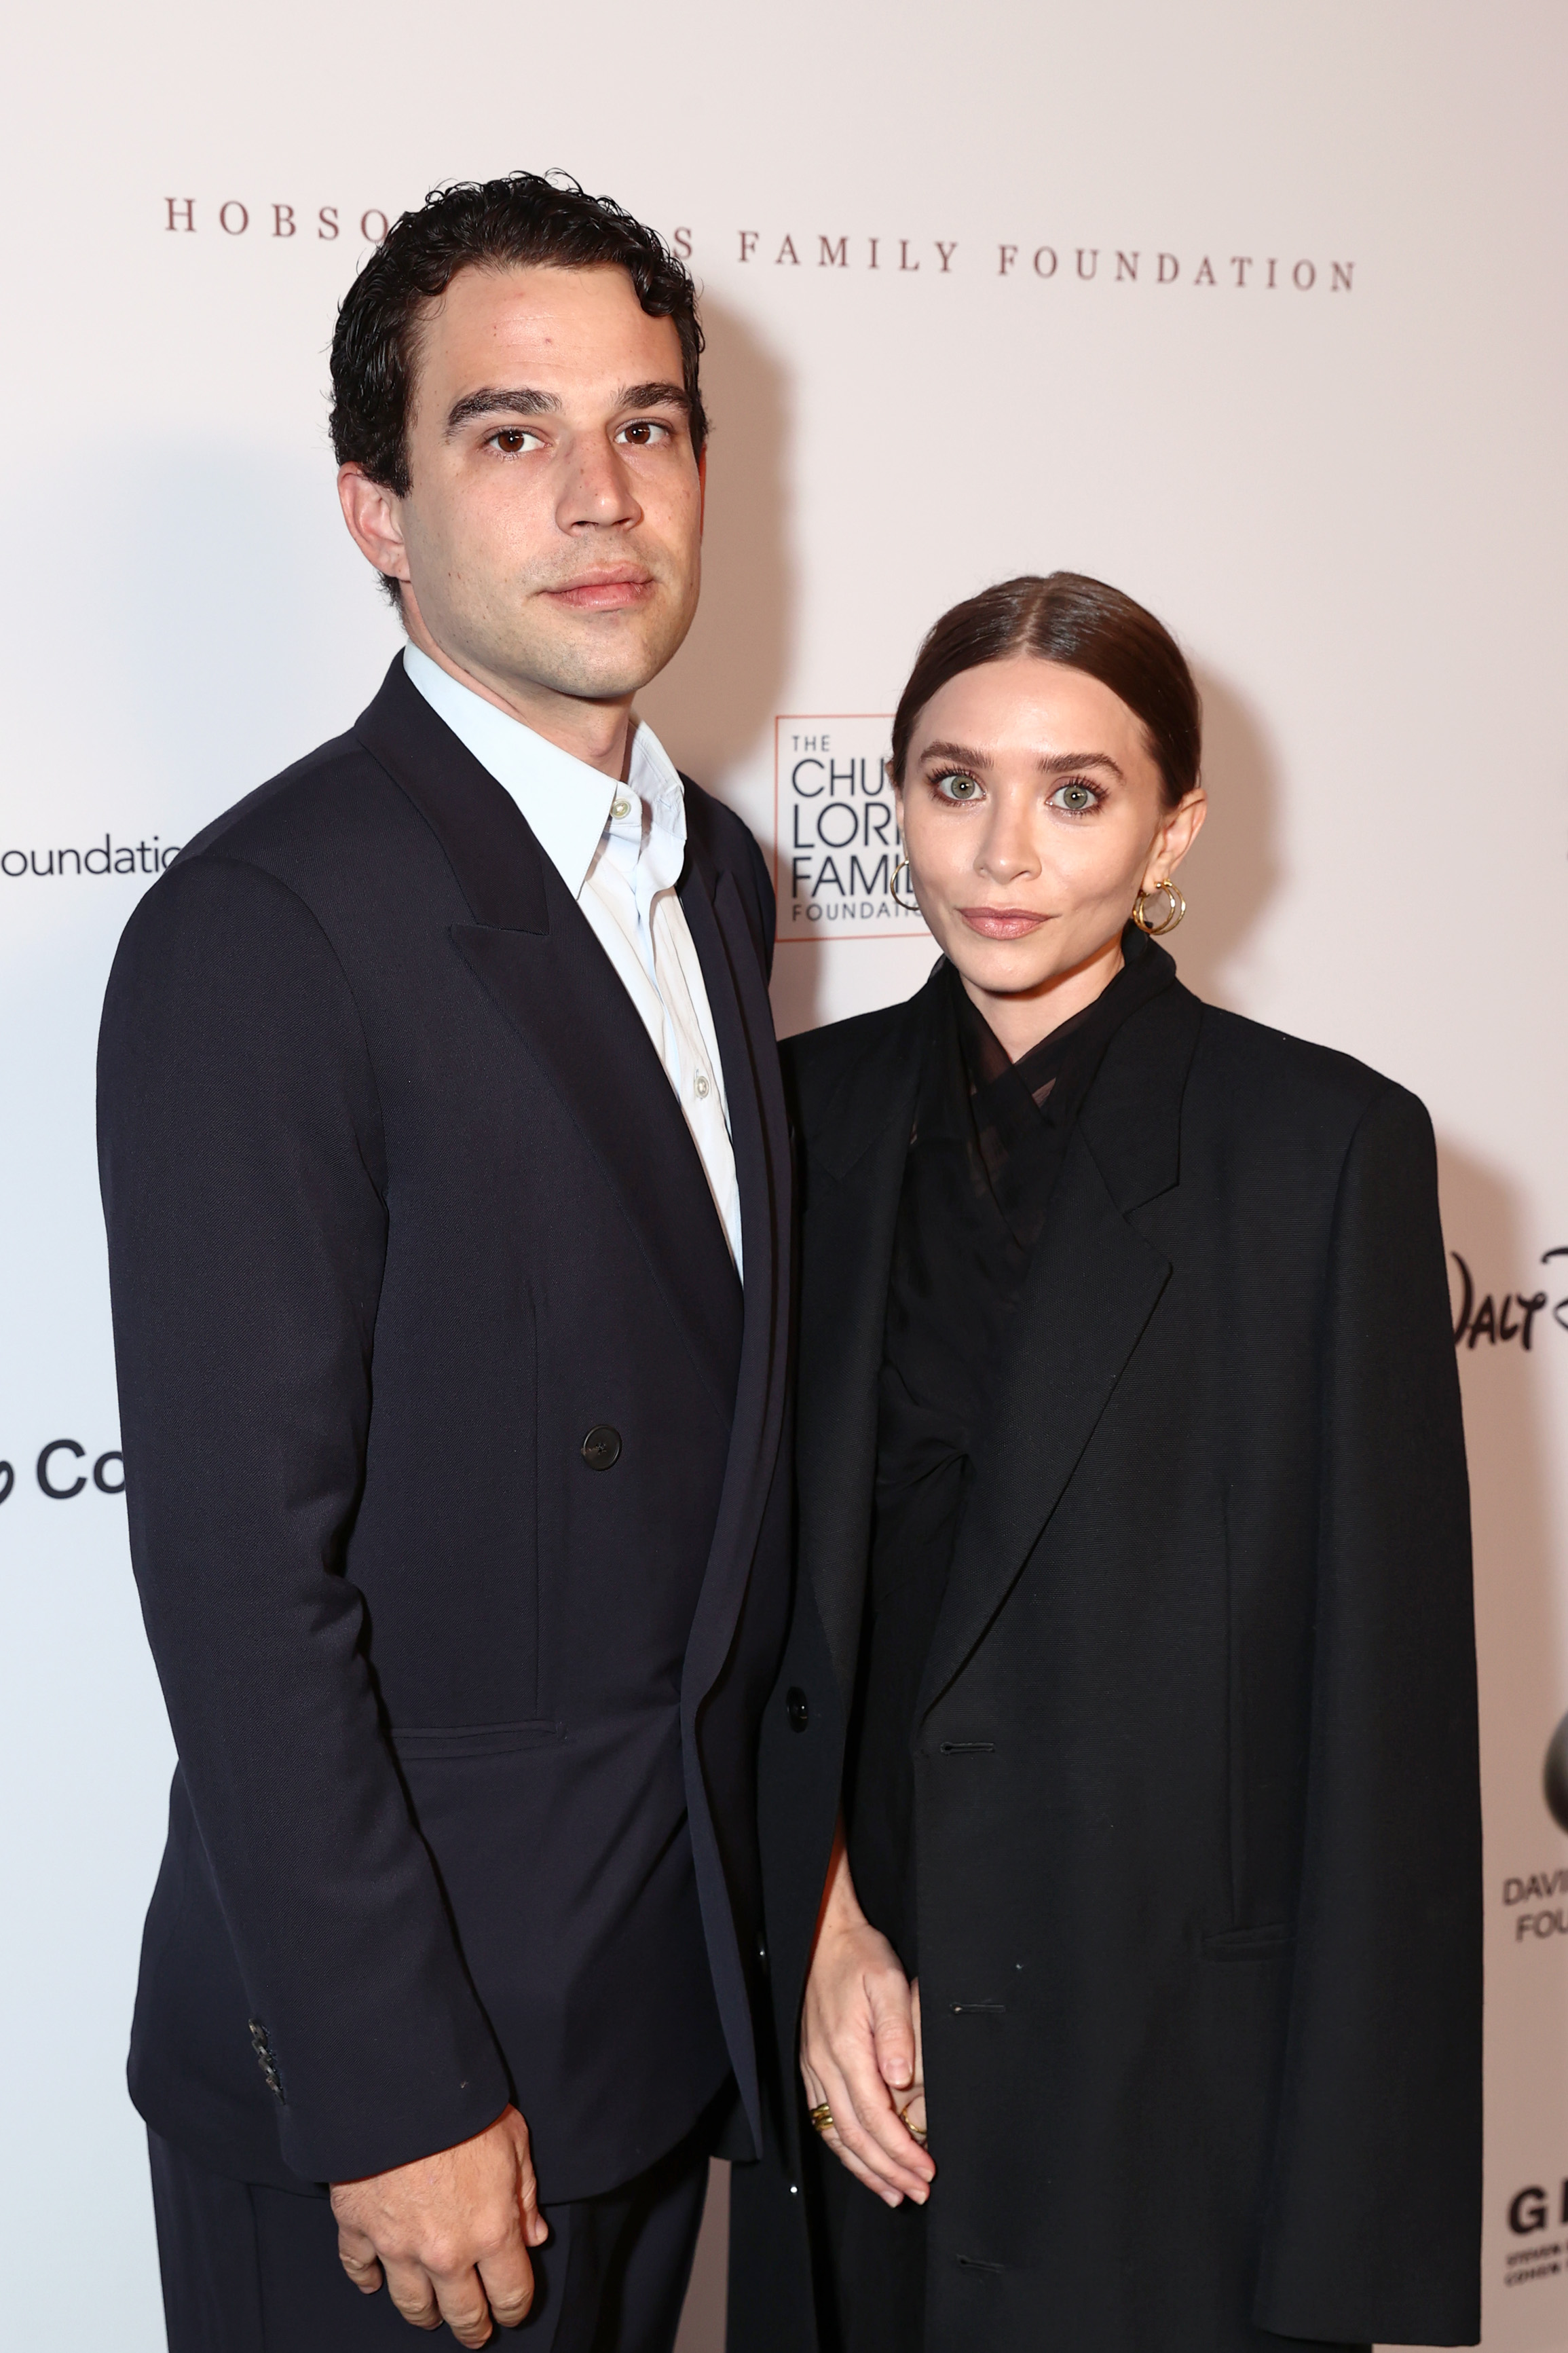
left=1144, top=785, right=1207, bottom=888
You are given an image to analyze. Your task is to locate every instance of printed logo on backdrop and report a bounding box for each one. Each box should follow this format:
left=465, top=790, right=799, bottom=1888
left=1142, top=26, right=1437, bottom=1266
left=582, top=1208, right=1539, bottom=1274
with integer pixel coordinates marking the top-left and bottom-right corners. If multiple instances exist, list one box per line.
left=1, top=836, right=178, bottom=880
left=1505, top=2179, right=1568, bottom=2292
left=159, top=202, right=1355, bottom=303
left=1493, top=1714, right=1568, bottom=1950
left=1449, top=1248, right=1568, bottom=1352
left=773, top=716, right=928, bottom=944
left=733, top=232, right=1354, bottom=295
left=0, top=1441, right=123, bottom=1507
left=162, top=198, right=391, bottom=244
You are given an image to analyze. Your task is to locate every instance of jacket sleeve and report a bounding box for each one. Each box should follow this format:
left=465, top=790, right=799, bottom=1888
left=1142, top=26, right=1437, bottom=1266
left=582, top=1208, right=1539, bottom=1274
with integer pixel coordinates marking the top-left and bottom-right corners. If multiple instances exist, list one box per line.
left=1252, top=1082, right=1481, bottom=2345
left=98, top=852, right=511, bottom=2183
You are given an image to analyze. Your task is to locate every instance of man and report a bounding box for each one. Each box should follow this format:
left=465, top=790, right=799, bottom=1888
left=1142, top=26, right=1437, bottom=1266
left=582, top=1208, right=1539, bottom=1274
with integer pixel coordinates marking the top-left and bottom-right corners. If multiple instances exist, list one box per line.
left=98, top=173, right=790, bottom=2352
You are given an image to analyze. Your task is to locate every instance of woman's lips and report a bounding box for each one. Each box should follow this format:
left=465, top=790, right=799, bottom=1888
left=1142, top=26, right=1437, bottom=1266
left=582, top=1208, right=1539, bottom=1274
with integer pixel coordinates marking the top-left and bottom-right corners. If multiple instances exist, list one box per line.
left=958, top=906, right=1050, bottom=940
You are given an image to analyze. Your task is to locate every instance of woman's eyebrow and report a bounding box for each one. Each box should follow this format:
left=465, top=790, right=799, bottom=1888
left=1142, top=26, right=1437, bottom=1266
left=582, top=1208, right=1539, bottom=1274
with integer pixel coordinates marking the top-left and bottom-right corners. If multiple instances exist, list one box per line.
left=1039, top=748, right=1125, bottom=779
left=920, top=739, right=994, bottom=769
left=918, top=739, right=1125, bottom=781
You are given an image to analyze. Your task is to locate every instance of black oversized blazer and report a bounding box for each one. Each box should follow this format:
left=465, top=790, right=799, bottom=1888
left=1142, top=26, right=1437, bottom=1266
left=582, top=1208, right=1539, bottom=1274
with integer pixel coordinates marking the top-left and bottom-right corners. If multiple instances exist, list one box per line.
left=730, top=955, right=1480, bottom=2353
left=98, top=657, right=791, bottom=2201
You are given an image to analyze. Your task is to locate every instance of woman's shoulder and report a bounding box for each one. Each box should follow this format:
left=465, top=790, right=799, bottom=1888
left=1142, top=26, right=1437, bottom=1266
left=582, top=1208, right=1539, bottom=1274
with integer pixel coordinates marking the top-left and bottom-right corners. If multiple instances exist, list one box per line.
left=1187, top=998, right=1434, bottom=1158
left=780, top=995, right=924, bottom=1132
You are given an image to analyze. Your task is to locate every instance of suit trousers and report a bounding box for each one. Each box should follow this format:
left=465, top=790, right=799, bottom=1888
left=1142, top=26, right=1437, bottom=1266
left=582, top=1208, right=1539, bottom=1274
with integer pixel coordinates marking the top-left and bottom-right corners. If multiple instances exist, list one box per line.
left=147, top=2124, right=713, bottom=2353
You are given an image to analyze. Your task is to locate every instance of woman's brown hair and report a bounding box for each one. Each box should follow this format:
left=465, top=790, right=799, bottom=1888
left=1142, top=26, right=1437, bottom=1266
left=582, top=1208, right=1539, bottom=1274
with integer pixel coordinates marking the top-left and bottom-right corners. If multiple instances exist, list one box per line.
left=890, top=572, right=1201, bottom=808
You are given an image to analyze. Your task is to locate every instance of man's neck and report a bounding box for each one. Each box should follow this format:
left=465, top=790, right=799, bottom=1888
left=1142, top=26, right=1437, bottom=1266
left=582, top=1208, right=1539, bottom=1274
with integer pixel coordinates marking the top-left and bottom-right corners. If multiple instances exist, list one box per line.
left=404, top=616, right=633, bottom=783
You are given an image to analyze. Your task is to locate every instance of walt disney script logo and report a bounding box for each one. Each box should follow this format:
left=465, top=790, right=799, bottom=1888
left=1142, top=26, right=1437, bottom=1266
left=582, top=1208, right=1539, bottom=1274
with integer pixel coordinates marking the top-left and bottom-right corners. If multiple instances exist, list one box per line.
left=1450, top=1249, right=1568, bottom=1352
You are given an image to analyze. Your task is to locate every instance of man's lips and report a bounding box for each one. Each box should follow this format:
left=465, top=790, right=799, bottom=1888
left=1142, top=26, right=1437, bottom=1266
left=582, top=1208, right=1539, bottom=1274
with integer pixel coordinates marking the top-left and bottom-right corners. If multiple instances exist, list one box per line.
left=540, top=570, right=655, bottom=613
left=958, top=906, right=1051, bottom=940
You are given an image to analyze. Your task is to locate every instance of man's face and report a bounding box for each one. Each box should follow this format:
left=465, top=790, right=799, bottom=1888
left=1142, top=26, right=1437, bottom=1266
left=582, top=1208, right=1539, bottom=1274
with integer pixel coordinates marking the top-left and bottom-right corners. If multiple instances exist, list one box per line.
left=364, top=263, right=704, bottom=710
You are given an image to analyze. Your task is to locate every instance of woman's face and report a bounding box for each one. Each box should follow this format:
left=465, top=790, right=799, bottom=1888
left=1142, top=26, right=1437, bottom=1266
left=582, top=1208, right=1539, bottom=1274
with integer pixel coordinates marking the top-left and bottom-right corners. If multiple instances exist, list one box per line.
left=895, top=655, right=1206, bottom=1032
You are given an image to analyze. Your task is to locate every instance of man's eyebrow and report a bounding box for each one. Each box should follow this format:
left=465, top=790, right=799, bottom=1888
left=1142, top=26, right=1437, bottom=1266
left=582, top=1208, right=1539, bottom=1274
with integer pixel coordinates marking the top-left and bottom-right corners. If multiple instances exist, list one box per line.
left=919, top=739, right=1125, bottom=781
left=616, top=381, right=692, bottom=415
left=445, top=386, right=560, bottom=435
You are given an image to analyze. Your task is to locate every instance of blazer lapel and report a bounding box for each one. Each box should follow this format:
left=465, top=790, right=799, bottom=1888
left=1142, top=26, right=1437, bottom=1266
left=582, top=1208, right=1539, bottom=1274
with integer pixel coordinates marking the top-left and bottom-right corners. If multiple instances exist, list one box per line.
left=795, top=984, right=932, bottom=1705
left=916, top=982, right=1204, bottom=1717
left=354, top=661, right=743, bottom=1420
left=676, top=828, right=792, bottom=1705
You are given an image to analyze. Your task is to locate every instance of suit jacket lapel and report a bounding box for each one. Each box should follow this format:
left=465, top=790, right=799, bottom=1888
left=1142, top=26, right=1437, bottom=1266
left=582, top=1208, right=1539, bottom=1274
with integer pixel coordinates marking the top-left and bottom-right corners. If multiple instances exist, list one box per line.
left=795, top=984, right=932, bottom=1705
left=916, top=982, right=1203, bottom=1716
left=676, top=827, right=791, bottom=1705
left=354, top=661, right=743, bottom=1420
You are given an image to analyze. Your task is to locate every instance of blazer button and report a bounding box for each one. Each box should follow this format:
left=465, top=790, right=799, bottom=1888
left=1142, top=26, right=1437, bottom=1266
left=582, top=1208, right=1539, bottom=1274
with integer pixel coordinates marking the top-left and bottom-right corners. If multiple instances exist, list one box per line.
left=786, top=1687, right=809, bottom=1733
left=582, top=1425, right=622, bottom=1470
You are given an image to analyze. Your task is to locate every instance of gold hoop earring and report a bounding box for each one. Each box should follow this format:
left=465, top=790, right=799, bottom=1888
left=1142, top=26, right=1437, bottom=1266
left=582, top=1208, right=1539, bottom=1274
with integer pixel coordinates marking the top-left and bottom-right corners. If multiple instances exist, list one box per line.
left=889, top=857, right=922, bottom=914
left=1133, top=878, right=1185, bottom=935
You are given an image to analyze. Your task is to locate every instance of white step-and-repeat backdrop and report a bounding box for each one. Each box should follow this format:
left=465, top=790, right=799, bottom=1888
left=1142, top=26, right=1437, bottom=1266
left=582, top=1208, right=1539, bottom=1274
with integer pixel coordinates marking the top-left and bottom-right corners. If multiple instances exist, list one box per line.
left=1, top=3, right=1565, bottom=2345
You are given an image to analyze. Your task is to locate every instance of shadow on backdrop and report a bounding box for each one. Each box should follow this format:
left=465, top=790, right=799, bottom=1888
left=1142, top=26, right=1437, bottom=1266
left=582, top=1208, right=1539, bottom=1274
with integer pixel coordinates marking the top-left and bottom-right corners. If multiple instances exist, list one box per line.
left=1169, top=664, right=1281, bottom=1010
left=640, top=295, right=795, bottom=800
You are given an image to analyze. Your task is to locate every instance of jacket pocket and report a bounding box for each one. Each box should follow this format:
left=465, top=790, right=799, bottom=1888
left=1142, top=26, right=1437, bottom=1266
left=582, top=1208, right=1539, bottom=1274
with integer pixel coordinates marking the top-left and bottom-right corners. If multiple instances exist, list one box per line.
left=391, top=1720, right=565, bottom=1760
left=1201, top=1921, right=1294, bottom=1963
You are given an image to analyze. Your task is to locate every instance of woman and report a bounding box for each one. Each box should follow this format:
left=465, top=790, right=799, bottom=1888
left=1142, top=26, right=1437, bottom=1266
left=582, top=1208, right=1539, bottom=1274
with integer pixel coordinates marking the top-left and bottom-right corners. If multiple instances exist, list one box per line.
left=730, top=575, right=1480, bottom=2353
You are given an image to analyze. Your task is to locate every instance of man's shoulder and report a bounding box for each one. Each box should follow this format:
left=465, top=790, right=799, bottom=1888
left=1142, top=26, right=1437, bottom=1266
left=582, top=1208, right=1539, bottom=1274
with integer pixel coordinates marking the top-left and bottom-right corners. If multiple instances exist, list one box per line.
left=682, top=772, right=767, bottom=877
left=176, top=720, right=406, bottom=877
left=679, top=772, right=775, bottom=954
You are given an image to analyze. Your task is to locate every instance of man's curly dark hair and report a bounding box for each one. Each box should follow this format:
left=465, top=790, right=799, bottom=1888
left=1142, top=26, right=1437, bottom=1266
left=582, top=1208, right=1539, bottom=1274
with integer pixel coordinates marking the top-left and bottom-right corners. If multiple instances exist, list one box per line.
left=329, top=173, right=706, bottom=598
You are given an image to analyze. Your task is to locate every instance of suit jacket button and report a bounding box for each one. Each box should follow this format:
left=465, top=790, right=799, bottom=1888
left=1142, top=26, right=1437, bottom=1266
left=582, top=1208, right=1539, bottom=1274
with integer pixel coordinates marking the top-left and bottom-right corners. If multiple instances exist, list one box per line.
left=582, top=1425, right=622, bottom=1470
left=786, top=1687, right=809, bottom=1733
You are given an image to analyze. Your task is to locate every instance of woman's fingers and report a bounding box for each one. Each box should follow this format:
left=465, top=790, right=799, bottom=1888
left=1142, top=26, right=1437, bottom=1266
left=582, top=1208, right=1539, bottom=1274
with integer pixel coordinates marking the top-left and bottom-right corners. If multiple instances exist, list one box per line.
left=800, top=1905, right=937, bottom=2202
left=869, top=1972, right=918, bottom=2096
left=832, top=2033, right=935, bottom=2199
left=802, top=2015, right=934, bottom=2203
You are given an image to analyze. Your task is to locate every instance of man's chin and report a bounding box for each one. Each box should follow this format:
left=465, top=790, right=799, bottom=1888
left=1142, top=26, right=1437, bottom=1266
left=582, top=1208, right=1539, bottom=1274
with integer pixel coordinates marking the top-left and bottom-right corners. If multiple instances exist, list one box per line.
left=508, top=612, right=693, bottom=705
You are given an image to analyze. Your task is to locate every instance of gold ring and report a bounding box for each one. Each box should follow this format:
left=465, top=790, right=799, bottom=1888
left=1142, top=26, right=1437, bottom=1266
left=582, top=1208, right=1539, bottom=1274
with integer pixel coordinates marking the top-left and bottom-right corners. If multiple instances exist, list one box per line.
left=808, top=2101, right=834, bottom=2135
left=899, top=2100, right=928, bottom=2145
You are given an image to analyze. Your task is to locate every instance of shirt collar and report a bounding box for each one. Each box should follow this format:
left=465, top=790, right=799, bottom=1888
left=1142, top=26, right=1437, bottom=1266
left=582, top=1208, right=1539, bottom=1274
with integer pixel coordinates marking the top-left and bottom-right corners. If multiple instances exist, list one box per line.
left=402, top=643, right=685, bottom=900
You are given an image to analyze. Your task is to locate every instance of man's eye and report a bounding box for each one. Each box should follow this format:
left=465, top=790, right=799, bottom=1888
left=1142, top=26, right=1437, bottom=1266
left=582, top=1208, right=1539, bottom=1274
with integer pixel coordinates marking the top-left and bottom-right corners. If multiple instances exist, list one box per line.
left=616, top=420, right=671, bottom=447
left=933, top=770, right=982, bottom=802
left=491, top=428, right=542, bottom=455
left=1050, top=780, right=1100, bottom=814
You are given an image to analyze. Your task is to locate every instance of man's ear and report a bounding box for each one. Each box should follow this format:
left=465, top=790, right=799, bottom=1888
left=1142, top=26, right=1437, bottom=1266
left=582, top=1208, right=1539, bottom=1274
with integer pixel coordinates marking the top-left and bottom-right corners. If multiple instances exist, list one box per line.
left=338, top=465, right=412, bottom=589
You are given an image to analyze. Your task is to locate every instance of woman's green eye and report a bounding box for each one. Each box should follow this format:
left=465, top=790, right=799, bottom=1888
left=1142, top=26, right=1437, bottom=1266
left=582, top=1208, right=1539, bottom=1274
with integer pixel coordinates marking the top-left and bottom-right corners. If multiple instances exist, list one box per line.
left=935, top=771, right=982, bottom=800
left=1053, top=781, right=1098, bottom=813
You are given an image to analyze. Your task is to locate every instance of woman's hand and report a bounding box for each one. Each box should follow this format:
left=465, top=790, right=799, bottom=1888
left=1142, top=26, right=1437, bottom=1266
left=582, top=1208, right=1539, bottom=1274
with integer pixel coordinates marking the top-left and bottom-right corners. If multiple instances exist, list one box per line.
left=800, top=1828, right=936, bottom=2206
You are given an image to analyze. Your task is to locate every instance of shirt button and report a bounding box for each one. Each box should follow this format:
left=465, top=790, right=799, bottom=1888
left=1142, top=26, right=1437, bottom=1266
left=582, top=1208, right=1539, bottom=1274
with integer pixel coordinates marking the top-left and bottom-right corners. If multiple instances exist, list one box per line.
left=694, top=1073, right=711, bottom=1100
left=612, top=797, right=632, bottom=821
left=786, top=1687, right=809, bottom=1733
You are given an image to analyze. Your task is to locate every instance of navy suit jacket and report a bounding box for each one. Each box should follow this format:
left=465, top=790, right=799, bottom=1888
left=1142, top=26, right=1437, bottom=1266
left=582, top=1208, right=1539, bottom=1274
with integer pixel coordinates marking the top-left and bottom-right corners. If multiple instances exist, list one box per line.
left=98, top=657, right=792, bottom=2199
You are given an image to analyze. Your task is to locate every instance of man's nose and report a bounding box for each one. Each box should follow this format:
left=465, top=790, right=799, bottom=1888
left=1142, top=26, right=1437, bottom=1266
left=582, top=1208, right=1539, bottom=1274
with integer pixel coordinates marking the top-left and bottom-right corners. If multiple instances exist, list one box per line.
left=555, top=434, right=642, bottom=532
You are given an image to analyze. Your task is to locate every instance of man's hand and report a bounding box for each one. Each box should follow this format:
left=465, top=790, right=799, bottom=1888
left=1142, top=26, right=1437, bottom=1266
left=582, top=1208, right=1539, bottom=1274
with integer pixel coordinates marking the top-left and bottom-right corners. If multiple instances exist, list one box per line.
left=331, top=2105, right=548, bottom=2344
left=800, top=1828, right=935, bottom=2208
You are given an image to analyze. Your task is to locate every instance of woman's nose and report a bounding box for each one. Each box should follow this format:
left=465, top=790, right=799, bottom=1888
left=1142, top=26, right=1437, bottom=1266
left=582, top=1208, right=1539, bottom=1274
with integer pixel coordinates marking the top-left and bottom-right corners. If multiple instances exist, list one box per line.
left=976, top=811, right=1039, bottom=884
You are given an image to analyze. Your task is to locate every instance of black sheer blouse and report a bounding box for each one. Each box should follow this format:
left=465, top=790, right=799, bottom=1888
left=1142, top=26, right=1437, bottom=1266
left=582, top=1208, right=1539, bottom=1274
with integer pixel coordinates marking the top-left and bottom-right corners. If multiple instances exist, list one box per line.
left=842, top=927, right=1174, bottom=1971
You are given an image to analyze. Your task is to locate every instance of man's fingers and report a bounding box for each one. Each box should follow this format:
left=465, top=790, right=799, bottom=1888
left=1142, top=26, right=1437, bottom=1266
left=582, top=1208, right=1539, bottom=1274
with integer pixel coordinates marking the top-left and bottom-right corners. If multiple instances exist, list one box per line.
left=336, top=2222, right=385, bottom=2297
left=431, top=2272, right=496, bottom=2349
left=515, top=2154, right=550, bottom=2249
left=380, top=2256, right=444, bottom=2331
left=477, top=2241, right=536, bottom=2331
